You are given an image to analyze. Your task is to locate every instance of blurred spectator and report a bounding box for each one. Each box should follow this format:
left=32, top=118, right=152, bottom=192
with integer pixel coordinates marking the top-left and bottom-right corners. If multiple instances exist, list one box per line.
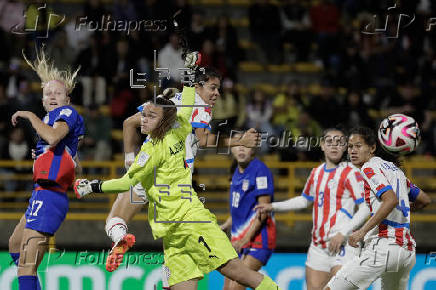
left=128, top=30, right=152, bottom=75
left=246, top=89, right=273, bottom=152
left=110, top=83, right=136, bottom=128
left=158, top=33, right=184, bottom=85
left=281, top=0, right=312, bottom=61
left=310, top=0, right=341, bottom=69
left=64, top=14, right=92, bottom=55
left=82, top=104, right=112, bottom=161
left=75, top=33, right=107, bottom=106
left=48, top=29, right=75, bottom=71
left=211, top=78, right=245, bottom=134
left=272, top=80, right=304, bottom=134
left=83, top=0, right=107, bottom=23
left=113, top=0, right=138, bottom=22
left=293, top=110, right=322, bottom=161
left=0, top=0, right=25, bottom=35
left=200, top=39, right=227, bottom=78
left=189, top=9, right=208, bottom=52
left=1, top=127, right=32, bottom=194
left=0, top=28, right=10, bottom=65
left=343, top=91, right=373, bottom=129
left=0, top=84, right=12, bottom=155
left=6, top=57, right=22, bottom=99
left=383, top=82, right=426, bottom=124
left=210, top=15, right=242, bottom=78
left=249, top=0, right=283, bottom=64
left=307, top=78, right=345, bottom=129
left=338, top=41, right=369, bottom=89
left=106, top=38, right=136, bottom=88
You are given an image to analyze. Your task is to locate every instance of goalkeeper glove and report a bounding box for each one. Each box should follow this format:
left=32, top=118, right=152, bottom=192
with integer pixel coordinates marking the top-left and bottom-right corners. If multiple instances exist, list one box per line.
left=74, top=179, right=103, bottom=198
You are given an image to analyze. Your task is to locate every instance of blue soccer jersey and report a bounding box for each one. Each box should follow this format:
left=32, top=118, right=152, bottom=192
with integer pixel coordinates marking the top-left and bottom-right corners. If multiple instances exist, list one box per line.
left=230, top=158, right=276, bottom=249
left=26, top=105, right=84, bottom=235
left=35, top=105, right=85, bottom=158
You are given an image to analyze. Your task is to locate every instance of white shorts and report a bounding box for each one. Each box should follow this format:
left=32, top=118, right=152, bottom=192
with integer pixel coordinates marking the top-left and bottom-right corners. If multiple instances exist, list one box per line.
left=327, top=238, right=416, bottom=290
left=305, top=242, right=360, bottom=273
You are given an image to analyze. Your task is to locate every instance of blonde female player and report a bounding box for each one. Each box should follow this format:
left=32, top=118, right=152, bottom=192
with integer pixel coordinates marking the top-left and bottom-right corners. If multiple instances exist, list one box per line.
left=74, top=86, right=279, bottom=290
left=221, top=134, right=276, bottom=290
left=326, top=127, right=431, bottom=290
left=255, top=127, right=370, bottom=290
left=8, top=49, right=83, bottom=290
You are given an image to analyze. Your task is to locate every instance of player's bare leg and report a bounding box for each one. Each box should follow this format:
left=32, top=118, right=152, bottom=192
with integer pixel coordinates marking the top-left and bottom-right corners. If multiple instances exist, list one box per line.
left=170, top=278, right=199, bottom=290
left=225, top=255, right=263, bottom=290
left=106, top=191, right=144, bottom=223
left=17, top=228, right=49, bottom=276
left=105, top=190, right=143, bottom=272
left=218, top=258, right=263, bottom=288
left=306, top=266, right=331, bottom=290
left=9, top=215, right=26, bottom=254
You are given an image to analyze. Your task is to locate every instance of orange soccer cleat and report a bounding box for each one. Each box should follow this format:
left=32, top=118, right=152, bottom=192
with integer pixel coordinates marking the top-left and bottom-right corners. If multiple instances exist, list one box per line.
left=105, top=234, right=136, bottom=272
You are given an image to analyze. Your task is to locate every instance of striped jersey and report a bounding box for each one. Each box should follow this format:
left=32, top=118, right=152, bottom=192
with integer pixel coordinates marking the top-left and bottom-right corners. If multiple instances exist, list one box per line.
left=361, top=156, right=415, bottom=251
left=302, top=162, right=365, bottom=248
left=171, top=92, right=212, bottom=170
left=230, top=158, right=276, bottom=249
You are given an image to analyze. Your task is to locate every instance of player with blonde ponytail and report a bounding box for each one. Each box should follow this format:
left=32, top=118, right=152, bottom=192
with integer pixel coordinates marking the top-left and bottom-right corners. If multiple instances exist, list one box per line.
left=8, top=47, right=84, bottom=290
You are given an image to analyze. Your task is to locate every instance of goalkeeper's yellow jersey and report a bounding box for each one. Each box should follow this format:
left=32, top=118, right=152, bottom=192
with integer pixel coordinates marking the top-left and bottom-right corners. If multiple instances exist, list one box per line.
left=101, top=87, right=209, bottom=239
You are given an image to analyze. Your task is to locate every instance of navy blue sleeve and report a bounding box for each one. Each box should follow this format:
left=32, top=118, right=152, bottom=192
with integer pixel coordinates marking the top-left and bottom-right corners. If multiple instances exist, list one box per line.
left=409, top=183, right=421, bottom=202
left=76, top=115, right=85, bottom=137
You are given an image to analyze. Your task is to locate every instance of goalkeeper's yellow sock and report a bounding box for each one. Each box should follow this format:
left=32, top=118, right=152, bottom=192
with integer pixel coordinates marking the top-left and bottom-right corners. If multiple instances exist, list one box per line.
left=255, top=275, right=281, bottom=290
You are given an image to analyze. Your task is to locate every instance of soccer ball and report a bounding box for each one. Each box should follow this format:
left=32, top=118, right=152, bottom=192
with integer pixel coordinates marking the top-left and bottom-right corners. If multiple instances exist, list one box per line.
left=378, top=114, right=420, bottom=155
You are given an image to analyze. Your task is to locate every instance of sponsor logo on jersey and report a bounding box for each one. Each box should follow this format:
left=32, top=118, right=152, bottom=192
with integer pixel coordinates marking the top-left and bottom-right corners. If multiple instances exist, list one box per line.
left=169, top=140, right=184, bottom=156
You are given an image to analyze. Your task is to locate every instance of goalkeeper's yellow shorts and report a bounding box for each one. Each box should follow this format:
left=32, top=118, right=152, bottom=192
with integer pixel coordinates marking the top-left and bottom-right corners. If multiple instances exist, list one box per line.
left=162, top=208, right=237, bottom=286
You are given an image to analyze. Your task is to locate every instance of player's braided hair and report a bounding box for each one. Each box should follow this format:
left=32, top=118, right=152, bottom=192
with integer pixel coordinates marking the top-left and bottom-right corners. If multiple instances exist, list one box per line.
left=149, top=88, right=178, bottom=141
left=22, top=46, right=80, bottom=95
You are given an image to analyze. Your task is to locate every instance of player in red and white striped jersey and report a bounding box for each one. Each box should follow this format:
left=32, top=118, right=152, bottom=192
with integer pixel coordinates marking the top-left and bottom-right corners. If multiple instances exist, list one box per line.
left=326, top=126, right=430, bottom=290
left=256, top=128, right=370, bottom=290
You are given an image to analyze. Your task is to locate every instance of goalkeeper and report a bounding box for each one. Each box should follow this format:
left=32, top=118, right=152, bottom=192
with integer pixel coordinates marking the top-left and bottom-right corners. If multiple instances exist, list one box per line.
left=74, top=84, right=280, bottom=289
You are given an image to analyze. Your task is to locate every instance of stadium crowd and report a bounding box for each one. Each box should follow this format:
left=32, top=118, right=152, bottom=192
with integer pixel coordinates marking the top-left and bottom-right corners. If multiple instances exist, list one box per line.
left=0, top=0, right=435, bottom=167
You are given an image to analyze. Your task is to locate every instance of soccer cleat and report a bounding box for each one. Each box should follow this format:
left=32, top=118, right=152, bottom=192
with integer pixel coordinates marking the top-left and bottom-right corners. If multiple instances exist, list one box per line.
left=105, top=234, right=136, bottom=272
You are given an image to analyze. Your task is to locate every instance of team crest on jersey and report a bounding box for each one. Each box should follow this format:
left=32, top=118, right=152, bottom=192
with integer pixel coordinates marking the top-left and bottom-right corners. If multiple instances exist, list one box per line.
left=328, top=179, right=337, bottom=189
left=242, top=179, right=249, bottom=191
left=43, top=116, right=49, bottom=124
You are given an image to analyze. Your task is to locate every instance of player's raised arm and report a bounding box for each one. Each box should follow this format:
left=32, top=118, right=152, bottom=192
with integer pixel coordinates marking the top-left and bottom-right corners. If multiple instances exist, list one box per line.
left=12, top=111, right=69, bottom=147
left=177, top=86, right=196, bottom=122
